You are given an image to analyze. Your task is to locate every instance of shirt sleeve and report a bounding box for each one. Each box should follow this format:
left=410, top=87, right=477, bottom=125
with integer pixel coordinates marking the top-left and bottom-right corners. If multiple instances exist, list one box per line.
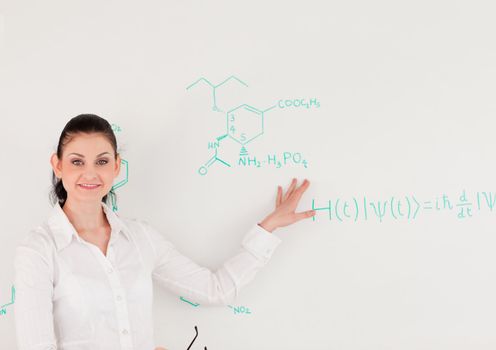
left=14, top=232, right=57, bottom=350
left=140, top=221, right=282, bottom=306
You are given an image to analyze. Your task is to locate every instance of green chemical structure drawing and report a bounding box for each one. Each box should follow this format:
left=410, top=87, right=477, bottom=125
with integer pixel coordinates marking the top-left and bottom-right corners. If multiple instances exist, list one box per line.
left=179, top=296, right=252, bottom=316
left=186, top=76, right=320, bottom=175
left=108, top=123, right=128, bottom=212
left=110, top=158, right=129, bottom=212
left=186, top=76, right=248, bottom=113
left=0, top=285, right=15, bottom=316
left=111, top=123, right=123, bottom=133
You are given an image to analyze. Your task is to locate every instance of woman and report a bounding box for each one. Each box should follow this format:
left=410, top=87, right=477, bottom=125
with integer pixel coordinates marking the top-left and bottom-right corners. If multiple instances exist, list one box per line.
left=14, top=114, right=315, bottom=350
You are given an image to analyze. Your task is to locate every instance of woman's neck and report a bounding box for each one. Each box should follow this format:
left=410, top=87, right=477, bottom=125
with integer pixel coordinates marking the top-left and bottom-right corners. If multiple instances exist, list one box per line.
left=62, top=198, right=108, bottom=233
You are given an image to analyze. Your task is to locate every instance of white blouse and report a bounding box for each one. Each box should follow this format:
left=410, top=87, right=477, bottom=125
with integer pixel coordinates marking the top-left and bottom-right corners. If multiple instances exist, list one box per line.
left=14, top=201, right=282, bottom=350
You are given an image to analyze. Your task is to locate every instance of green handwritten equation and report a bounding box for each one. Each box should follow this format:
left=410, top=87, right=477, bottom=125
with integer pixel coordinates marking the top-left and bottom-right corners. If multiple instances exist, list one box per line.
left=187, top=76, right=319, bottom=176
left=312, top=190, right=496, bottom=222
left=0, top=285, right=15, bottom=316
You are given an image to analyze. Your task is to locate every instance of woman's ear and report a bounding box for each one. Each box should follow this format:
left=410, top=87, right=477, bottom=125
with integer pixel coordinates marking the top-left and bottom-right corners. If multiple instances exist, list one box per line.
left=114, top=153, right=121, bottom=178
left=50, top=153, right=62, bottom=178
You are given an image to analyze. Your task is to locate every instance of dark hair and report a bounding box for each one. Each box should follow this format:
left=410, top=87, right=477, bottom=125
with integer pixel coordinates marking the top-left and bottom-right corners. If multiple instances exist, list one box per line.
left=49, top=114, right=119, bottom=208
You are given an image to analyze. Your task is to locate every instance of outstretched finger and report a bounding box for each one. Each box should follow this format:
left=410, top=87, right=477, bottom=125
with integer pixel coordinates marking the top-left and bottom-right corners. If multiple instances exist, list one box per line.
left=276, top=186, right=282, bottom=207
left=292, top=179, right=311, bottom=201
left=283, top=178, right=298, bottom=201
left=294, top=210, right=316, bottom=222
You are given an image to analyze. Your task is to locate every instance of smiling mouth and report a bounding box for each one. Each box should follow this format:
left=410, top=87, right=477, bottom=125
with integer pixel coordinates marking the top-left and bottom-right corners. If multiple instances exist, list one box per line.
left=78, top=184, right=101, bottom=189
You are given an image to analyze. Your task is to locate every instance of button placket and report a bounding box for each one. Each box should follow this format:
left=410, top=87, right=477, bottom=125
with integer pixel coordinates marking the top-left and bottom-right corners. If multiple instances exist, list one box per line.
left=97, top=252, right=133, bottom=349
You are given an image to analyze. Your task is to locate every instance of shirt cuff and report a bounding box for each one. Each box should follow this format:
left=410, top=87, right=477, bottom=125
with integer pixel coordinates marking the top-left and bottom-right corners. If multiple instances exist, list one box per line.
left=241, top=224, right=282, bottom=263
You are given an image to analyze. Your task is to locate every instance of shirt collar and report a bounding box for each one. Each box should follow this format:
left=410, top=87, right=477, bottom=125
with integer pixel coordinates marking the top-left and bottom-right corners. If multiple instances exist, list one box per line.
left=47, top=201, right=131, bottom=251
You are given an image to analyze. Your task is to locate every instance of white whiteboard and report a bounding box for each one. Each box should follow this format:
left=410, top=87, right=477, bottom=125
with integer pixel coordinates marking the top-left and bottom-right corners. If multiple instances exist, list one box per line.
left=1, top=0, right=496, bottom=349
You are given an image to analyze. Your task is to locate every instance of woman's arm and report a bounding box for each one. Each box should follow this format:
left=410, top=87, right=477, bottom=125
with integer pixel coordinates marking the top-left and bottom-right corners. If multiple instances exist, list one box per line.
left=14, top=233, right=56, bottom=350
left=144, top=178, right=314, bottom=306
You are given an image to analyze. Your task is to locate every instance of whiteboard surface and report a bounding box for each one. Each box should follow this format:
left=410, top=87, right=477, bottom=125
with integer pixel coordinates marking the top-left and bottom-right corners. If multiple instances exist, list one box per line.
left=1, top=1, right=496, bottom=349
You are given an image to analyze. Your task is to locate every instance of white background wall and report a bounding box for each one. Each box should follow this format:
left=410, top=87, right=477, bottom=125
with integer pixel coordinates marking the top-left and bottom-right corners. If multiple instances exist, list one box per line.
left=1, top=0, right=496, bottom=349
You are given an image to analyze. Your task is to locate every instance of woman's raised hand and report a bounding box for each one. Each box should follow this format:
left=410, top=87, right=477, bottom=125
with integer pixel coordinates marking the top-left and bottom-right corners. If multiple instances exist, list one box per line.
left=258, top=178, right=316, bottom=232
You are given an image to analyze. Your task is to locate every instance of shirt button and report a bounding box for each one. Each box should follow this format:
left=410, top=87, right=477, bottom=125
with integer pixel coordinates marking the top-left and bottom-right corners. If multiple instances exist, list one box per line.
left=107, top=267, right=113, bottom=273
left=266, top=249, right=271, bottom=254
left=116, top=295, right=122, bottom=301
left=122, top=329, right=129, bottom=335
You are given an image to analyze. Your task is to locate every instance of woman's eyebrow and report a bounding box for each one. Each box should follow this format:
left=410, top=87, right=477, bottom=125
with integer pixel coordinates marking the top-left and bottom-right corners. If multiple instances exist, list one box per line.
left=68, top=152, right=110, bottom=157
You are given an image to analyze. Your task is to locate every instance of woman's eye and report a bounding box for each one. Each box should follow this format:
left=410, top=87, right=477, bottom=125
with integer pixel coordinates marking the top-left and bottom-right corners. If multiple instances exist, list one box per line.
left=71, top=159, right=108, bottom=166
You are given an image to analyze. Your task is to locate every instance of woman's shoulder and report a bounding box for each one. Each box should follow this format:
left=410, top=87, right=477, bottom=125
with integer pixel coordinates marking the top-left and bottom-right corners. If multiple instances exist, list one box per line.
left=120, top=217, right=166, bottom=237
left=119, top=216, right=151, bottom=234
left=119, top=216, right=169, bottom=248
left=118, top=216, right=159, bottom=245
left=21, top=223, right=52, bottom=244
left=15, top=224, right=56, bottom=262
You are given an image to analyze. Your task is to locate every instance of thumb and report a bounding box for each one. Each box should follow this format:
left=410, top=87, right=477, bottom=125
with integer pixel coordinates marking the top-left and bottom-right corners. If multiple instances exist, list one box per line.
left=294, top=210, right=316, bottom=222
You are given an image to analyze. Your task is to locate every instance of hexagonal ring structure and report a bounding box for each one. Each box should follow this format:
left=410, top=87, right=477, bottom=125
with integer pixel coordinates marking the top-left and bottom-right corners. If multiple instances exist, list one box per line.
left=111, top=159, right=129, bottom=191
left=226, top=104, right=264, bottom=145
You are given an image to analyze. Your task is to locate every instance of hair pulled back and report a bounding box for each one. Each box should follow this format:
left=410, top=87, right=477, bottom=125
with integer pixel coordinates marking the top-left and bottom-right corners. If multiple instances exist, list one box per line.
left=49, top=114, right=119, bottom=208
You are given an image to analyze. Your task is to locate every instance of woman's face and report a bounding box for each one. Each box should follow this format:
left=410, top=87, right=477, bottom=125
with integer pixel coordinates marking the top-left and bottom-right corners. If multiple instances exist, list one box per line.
left=50, top=133, right=121, bottom=204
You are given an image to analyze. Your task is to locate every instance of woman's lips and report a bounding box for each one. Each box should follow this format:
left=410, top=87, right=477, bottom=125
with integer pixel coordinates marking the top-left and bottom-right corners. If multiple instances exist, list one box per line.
left=78, top=184, right=101, bottom=190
